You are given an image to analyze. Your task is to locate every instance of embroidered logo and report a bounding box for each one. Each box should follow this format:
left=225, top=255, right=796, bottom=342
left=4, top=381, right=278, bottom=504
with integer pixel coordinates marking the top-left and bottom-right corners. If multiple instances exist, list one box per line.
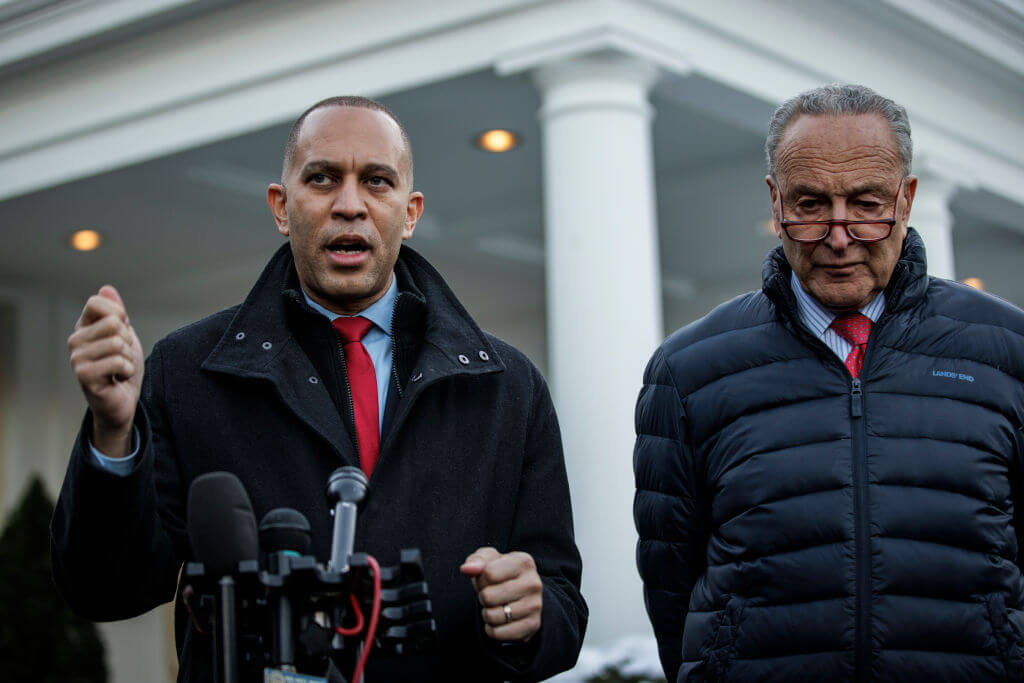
left=931, top=369, right=974, bottom=382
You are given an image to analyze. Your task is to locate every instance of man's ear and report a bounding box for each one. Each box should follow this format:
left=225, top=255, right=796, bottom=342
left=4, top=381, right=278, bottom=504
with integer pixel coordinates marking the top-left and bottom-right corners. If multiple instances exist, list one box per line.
left=403, top=192, right=424, bottom=240
left=765, top=175, right=783, bottom=238
left=267, top=184, right=289, bottom=237
left=900, top=175, right=918, bottom=227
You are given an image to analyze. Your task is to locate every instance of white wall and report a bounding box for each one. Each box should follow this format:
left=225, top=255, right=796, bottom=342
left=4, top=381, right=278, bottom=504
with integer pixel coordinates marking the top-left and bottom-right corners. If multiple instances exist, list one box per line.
left=0, top=283, right=181, bottom=683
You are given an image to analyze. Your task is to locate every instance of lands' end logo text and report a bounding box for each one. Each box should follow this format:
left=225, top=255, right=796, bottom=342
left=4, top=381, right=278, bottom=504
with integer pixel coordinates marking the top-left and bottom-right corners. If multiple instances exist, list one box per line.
left=932, top=369, right=974, bottom=382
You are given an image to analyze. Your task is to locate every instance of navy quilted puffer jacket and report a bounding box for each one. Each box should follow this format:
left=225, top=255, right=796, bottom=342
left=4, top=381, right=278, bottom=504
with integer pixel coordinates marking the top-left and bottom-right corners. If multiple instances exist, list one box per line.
left=634, top=230, right=1024, bottom=682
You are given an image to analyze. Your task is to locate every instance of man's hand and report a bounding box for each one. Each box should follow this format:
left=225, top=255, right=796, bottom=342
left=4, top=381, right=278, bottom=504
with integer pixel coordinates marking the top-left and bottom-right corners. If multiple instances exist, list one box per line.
left=460, top=547, right=543, bottom=643
left=68, top=285, right=144, bottom=458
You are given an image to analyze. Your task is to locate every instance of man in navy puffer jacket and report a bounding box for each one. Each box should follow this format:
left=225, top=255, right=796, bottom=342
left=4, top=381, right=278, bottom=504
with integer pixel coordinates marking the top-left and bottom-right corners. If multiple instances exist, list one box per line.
left=634, top=83, right=1024, bottom=682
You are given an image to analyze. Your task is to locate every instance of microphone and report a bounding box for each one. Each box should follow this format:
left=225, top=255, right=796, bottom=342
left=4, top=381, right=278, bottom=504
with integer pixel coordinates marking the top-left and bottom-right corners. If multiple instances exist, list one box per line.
left=260, top=508, right=312, bottom=560
left=187, top=472, right=258, bottom=683
left=259, top=508, right=311, bottom=672
left=327, top=466, right=367, bottom=573
left=187, top=471, right=259, bottom=575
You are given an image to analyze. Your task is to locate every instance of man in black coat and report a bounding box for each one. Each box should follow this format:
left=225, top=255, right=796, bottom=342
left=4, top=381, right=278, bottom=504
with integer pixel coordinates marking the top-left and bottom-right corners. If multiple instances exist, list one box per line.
left=53, top=96, right=586, bottom=682
left=634, top=84, right=1024, bottom=681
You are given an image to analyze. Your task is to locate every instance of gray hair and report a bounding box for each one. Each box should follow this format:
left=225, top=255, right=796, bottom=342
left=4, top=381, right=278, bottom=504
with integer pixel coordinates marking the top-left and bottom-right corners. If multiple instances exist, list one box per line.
left=765, top=84, right=912, bottom=178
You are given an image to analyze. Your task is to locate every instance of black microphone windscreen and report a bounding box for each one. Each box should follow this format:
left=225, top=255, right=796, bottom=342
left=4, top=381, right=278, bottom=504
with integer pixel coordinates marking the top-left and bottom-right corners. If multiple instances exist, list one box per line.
left=187, top=471, right=259, bottom=576
left=259, top=508, right=312, bottom=555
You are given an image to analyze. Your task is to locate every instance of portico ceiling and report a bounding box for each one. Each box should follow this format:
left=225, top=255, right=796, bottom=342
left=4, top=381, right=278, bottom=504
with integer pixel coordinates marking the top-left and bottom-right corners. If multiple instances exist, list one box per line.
left=0, top=67, right=1020, bottom=343
left=0, top=0, right=1021, bottom=363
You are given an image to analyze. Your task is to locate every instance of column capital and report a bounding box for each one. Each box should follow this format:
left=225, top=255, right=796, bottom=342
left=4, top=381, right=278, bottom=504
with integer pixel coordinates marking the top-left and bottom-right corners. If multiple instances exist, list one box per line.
left=532, top=51, right=659, bottom=95
left=531, top=51, right=660, bottom=124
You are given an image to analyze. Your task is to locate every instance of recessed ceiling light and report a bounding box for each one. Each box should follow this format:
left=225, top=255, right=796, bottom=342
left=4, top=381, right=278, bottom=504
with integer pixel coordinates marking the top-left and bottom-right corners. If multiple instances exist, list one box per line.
left=963, top=277, right=985, bottom=291
left=69, top=230, right=102, bottom=252
left=476, top=129, right=519, bottom=153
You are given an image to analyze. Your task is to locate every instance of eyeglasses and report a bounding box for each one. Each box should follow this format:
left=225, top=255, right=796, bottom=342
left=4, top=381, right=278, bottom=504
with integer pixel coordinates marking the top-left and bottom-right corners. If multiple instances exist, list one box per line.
left=776, top=177, right=905, bottom=243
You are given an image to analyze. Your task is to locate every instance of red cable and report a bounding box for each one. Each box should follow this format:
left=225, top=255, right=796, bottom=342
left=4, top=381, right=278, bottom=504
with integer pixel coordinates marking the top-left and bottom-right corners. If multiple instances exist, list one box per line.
left=335, top=593, right=364, bottom=637
left=350, top=554, right=381, bottom=683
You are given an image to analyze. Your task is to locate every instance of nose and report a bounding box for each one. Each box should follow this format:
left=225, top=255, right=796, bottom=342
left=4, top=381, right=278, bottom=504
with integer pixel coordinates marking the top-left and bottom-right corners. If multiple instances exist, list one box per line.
left=824, top=221, right=853, bottom=250
left=331, top=178, right=367, bottom=220
left=824, top=199, right=852, bottom=250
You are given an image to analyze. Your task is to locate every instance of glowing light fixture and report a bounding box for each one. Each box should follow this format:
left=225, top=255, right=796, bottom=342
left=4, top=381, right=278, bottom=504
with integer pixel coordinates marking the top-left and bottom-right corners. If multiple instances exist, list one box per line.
left=70, top=229, right=102, bottom=252
left=476, top=129, right=519, bottom=153
left=963, top=277, right=985, bottom=291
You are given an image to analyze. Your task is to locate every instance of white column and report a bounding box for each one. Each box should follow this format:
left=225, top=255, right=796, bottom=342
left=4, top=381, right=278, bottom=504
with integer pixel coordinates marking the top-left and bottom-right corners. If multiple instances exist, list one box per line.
left=908, top=170, right=958, bottom=280
left=534, top=53, right=662, bottom=644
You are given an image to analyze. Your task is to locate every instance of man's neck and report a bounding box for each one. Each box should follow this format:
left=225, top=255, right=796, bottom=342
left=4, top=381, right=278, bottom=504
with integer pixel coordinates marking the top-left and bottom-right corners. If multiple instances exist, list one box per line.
left=301, top=273, right=398, bottom=334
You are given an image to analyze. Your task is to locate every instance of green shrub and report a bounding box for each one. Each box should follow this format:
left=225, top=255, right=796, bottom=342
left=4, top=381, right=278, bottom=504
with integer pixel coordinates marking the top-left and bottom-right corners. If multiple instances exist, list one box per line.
left=0, top=475, right=108, bottom=682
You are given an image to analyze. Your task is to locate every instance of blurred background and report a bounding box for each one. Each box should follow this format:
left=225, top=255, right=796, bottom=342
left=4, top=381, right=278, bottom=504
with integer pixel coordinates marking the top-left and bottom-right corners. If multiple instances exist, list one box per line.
left=1, top=0, right=1021, bottom=680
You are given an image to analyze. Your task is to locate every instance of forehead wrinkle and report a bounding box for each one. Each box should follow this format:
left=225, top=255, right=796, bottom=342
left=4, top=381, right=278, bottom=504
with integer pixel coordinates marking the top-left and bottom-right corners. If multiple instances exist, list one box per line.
left=776, top=151, right=901, bottom=198
left=776, top=144, right=900, bottom=173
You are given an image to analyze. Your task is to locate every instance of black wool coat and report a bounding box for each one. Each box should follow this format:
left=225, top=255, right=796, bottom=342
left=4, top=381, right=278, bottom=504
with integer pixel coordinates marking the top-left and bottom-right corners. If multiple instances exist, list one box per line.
left=52, top=243, right=586, bottom=682
left=635, top=230, right=1024, bottom=682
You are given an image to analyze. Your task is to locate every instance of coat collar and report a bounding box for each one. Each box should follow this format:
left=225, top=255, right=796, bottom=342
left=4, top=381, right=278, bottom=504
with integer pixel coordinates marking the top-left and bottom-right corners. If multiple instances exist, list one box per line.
left=202, top=242, right=505, bottom=387
left=199, top=244, right=505, bottom=466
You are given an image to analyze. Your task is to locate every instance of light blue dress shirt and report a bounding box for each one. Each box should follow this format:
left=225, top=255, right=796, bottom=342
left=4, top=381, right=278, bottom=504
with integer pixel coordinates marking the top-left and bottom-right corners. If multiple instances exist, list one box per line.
left=300, top=275, right=396, bottom=429
left=92, top=274, right=398, bottom=476
left=790, top=271, right=885, bottom=361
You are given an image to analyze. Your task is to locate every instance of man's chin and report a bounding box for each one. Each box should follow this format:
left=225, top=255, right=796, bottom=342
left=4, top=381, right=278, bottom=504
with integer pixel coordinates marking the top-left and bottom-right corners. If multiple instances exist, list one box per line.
left=808, top=283, right=872, bottom=313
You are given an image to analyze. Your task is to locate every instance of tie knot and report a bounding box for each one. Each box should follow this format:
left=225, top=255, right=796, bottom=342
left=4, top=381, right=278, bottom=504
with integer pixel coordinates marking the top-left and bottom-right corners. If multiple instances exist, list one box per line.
left=831, top=313, right=872, bottom=346
left=332, top=316, right=374, bottom=344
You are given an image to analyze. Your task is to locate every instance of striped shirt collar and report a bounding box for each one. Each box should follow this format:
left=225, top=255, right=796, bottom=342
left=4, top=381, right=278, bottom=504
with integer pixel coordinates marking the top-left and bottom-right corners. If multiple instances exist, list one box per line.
left=791, top=270, right=885, bottom=341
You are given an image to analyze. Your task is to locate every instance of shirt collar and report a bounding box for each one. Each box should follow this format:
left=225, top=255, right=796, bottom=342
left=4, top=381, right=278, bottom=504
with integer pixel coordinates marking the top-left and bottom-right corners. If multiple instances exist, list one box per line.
left=300, top=273, right=397, bottom=336
left=790, top=270, right=885, bottom=336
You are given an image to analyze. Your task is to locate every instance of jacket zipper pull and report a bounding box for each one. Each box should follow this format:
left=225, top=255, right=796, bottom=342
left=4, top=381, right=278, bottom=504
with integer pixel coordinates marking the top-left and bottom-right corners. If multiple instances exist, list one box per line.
left=850, top=378, right=863, bottom=418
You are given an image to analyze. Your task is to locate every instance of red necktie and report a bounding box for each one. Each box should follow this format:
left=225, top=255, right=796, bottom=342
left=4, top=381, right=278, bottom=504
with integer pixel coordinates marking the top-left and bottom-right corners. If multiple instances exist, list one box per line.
left=331, top=317, right=379, bottom=476
left=831, top=313, right=872, bottom=378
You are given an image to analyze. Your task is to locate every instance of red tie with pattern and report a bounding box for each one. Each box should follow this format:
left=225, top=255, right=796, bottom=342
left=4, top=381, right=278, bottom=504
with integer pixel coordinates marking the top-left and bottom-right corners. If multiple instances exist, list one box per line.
left=831, top=313, right=872, bottom=378
left=331, top=316, right=379, bottom=476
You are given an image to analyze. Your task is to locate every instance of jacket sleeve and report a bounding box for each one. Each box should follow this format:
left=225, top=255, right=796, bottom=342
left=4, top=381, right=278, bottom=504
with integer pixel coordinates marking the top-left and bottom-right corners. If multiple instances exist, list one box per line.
left=634, top=346, right=708, bottom=681
left=50, top=343, right=187, bottom=621
left=1015, top=423, right=1024, bottom=577
left=486, top=364, right=588, bottom=681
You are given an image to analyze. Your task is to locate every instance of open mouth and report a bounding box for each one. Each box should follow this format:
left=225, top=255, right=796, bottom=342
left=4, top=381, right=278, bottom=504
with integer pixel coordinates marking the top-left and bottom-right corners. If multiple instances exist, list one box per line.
left=327, top=237, right=369, bottom=254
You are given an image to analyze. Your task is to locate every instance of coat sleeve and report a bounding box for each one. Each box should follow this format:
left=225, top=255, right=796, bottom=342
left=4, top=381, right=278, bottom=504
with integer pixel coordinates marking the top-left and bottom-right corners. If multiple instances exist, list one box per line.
left=634, top=346, right=708, bottom=681
left=50, top=343, right=188, bottom=621
left=486, top=363, right=588, bottom=681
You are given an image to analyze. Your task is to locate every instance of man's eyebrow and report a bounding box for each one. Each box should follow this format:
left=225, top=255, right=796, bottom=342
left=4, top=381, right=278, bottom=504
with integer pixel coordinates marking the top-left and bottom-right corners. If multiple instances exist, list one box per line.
left=299, top=159, right=342, bottom=176
left=298, top=160, right=401, bottom=179
left=785, top=182, right=893, bottom=197
left=362, top=162, right=400, bottom=179
left=786, top=183, right=826, bottom=197
left=847, top=183, right=892, bottom=197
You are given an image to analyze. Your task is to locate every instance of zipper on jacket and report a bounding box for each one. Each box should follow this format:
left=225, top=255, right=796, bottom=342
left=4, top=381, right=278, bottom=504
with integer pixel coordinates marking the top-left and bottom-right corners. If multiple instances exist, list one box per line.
left=389, top=298, right=404, bottom=400
left=335, top=334, right=360, bottom=459
left=850, top=375, right=870, bottom=682
left=850, top=378, right=863, bottom=418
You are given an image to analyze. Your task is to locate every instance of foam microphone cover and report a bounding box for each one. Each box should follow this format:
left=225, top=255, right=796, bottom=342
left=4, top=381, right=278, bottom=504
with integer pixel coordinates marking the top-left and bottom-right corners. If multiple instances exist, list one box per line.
left=259, top=508, right=312, bottom=555
left=187, top=471, right=259, bottom=576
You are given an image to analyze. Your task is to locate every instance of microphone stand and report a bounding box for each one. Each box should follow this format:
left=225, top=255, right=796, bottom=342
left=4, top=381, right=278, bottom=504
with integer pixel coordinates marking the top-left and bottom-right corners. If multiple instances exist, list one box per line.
left=214, top=575, right=239, bottom=683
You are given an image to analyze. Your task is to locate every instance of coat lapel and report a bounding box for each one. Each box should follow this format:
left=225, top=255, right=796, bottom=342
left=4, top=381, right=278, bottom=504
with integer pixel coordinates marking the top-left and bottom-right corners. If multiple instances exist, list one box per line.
left=200, top=244, right=357, bottom=467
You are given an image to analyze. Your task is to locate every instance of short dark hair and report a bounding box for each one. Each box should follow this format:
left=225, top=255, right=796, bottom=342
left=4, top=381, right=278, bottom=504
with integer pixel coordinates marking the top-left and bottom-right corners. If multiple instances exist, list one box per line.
left=766, top=84, right=912, bottom=178
left=281, top=95, right=414, bottom=185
